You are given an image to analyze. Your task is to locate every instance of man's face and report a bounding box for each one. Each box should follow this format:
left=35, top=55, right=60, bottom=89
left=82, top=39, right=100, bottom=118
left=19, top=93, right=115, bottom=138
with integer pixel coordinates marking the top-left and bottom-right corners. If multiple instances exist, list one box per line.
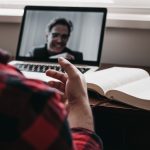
left=47, top=24, right=69, bottom=53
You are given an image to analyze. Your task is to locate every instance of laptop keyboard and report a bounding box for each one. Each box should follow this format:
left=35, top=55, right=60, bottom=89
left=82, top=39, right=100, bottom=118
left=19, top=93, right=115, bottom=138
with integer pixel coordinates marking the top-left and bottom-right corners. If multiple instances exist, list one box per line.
left=14, top=63, right=90, bottom=74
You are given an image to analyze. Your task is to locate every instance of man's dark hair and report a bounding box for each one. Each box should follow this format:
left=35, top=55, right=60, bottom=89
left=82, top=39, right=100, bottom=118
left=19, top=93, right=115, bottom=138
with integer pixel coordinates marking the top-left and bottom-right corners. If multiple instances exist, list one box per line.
left=47, top=18, right=73, bottom=36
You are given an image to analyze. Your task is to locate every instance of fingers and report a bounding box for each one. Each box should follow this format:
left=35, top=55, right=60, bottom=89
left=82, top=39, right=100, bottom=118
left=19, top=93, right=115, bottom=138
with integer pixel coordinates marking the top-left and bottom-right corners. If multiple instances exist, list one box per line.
left=58, top=57, right=80, bottom=79
left=65, top=53, right=75, bottom=60
left=48, top=80, right=65, bottom=93
left=48, top=80, right=68, bottom=105
left=46, top=69, right=67, bottom=83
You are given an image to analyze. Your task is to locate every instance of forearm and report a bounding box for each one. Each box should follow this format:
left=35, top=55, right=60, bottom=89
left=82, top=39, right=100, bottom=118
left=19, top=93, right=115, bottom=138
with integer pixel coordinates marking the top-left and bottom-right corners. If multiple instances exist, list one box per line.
left=68, top=99, right=94, bottom=131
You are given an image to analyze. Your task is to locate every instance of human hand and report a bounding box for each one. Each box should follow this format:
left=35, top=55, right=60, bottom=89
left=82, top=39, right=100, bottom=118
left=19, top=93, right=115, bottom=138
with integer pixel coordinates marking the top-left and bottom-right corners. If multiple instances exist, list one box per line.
left=65, top=53, right=75, bottom=60
left=46, top=57, right=94, bottom=130
left=46, top=57, right=88, bottom=105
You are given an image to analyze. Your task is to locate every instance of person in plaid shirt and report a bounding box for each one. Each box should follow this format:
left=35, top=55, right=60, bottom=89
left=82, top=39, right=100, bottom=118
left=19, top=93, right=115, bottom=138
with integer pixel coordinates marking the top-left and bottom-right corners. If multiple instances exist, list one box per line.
left=0, top=48, right=103, bottom=150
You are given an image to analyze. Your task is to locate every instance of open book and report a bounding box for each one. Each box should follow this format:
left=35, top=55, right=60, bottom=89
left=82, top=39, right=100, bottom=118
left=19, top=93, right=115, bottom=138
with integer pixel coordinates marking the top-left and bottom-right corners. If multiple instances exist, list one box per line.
left=85, top=67, right=150, bottom=111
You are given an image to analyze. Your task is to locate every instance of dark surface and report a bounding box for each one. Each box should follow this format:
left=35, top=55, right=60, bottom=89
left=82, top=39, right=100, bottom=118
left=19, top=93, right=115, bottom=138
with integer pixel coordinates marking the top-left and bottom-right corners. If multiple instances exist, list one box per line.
left=92, top=105, right=150, bottom=150
left=88, top=63, right=150, bottom=150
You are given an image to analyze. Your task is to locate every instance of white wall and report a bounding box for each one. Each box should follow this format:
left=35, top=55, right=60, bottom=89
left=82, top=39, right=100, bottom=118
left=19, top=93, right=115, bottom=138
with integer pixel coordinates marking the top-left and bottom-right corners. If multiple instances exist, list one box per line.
left=0, top=22, right=150, bottom=67
left=101, top=27, right=150, bottom=67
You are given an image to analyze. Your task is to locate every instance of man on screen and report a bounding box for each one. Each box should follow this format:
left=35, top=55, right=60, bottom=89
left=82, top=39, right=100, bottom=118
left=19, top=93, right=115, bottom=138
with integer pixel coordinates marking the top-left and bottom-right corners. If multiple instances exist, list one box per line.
left=27, top=18, right=83, bottom=61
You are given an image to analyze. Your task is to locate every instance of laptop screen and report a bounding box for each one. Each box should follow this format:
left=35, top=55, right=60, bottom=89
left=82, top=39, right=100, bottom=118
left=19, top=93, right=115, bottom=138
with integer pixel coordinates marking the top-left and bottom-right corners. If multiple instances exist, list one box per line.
left=16, top=6, right=107, bottom=66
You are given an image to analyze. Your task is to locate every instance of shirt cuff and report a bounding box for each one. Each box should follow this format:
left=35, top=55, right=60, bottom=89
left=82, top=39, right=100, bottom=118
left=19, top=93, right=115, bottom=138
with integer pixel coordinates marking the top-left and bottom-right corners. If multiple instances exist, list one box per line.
left=71, top=127, right=103, bottom=150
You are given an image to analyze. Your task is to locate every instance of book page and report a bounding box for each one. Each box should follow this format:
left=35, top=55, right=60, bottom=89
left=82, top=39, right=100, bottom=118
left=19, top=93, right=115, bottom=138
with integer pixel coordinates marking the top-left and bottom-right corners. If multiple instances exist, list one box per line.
left=106, top=77, right=150, bottom=110
left=85, top=67, right=149, bottom=95
left=49, top=52, right=68, bottom=59
left=107, top=77, right=150, bottom=100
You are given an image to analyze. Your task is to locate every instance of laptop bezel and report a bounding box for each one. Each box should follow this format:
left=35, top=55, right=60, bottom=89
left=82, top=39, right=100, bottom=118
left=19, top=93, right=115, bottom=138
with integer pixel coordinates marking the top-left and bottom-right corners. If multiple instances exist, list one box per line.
left=16, top=5, right=107, bottom=66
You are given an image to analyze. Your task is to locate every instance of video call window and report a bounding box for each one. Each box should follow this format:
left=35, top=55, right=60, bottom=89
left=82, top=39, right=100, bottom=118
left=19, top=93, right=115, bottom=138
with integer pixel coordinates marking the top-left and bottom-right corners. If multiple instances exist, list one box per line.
left=19, top=10, right=104, bottom=61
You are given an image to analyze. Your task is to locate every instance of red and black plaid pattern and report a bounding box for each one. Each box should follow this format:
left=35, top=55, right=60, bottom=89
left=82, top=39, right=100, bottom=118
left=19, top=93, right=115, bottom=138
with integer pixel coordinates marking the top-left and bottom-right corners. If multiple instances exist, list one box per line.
left=72, top=128, right=103, bottom=150
left=0, top=63, right=103, bottom=150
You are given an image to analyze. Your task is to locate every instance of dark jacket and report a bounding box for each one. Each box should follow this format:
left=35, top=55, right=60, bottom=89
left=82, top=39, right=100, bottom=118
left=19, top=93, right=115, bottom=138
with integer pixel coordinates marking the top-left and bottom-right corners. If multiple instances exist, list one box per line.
left=29, top=44, right=83, bottom=61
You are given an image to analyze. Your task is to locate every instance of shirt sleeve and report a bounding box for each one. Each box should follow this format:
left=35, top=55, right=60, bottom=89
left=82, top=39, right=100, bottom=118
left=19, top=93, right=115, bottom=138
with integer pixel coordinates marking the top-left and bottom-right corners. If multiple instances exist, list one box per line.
left=0, top=63, right=103, bottom=150
left=71, top=128, right=103, bottom=150
left=0, top=63, right=75, bottom=150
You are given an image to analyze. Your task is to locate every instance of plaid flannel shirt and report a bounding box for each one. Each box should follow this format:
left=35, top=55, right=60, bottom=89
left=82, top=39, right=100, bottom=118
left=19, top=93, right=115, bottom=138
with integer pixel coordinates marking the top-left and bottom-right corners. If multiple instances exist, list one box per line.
left=0, top=63, right=103, bottom=150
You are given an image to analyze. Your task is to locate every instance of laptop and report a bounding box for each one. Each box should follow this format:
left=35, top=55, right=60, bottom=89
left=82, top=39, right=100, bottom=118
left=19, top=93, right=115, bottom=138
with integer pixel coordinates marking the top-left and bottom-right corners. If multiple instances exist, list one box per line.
left=9, top=5, right=107, bottom=82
